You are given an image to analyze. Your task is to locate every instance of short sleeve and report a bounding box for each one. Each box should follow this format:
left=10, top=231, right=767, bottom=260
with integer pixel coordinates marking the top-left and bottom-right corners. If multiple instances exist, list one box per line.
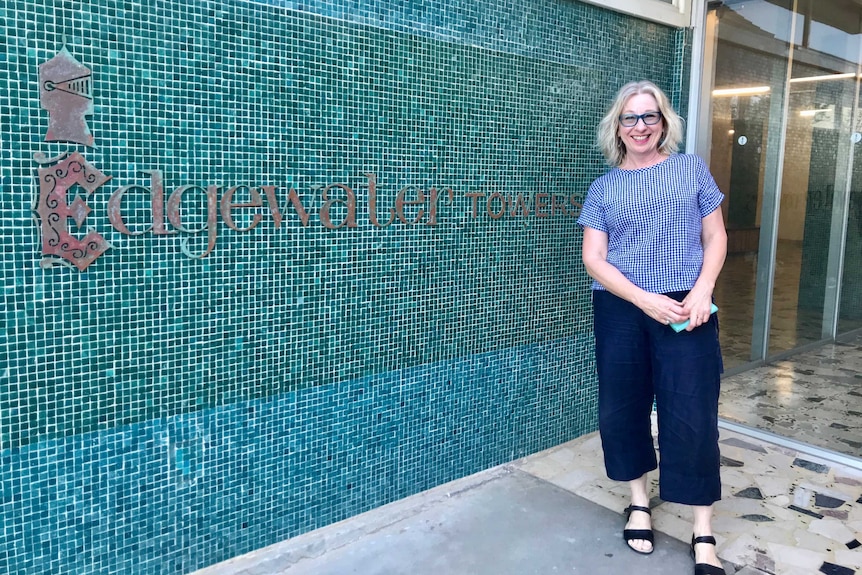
left=695, top=156, right=725, bottom=217
left=577, top=178, right=608, bottom=233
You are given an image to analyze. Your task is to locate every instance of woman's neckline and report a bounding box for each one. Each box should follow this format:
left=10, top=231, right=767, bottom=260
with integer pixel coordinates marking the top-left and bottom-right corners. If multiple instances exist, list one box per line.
left=618, top=153, right=674, bottom=172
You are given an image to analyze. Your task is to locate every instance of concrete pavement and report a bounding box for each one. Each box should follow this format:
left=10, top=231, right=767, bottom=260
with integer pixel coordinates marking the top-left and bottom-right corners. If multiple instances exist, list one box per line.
left=194, top=465, right=743, bottom=575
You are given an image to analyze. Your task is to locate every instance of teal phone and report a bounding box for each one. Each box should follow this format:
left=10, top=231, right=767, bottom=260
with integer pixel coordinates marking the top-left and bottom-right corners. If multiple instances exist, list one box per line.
left=670, top=303, right=719, bottom=333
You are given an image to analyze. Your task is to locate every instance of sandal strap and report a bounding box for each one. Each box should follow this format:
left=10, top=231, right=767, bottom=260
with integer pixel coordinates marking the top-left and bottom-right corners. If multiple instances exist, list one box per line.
left=623, top=528, right=654, bottom=543
left=624, top=505, right=651, bottom=517
left=692, top=535, right=717, bottom=546
left=694, top=563, right=726, bottom=575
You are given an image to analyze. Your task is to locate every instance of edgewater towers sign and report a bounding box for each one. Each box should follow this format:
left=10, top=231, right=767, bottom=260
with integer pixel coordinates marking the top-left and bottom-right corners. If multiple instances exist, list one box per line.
left=32, top=48, right=582, bottom=271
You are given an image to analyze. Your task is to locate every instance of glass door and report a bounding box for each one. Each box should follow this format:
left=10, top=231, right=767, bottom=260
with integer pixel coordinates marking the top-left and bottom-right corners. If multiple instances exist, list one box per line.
left=704, top=0, right=861, bottom=369
left=707, top=0, right=794, bottom=368
left=839, top=86, right=862, bottom=335
left=772, top=0, right=862, bottom=352
left=838, top=135, right=862, bottom=336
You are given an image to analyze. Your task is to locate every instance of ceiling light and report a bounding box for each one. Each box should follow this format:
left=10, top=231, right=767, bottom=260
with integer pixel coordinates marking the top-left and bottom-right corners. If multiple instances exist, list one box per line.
left=790, top=73, right=858, bottom=84
left=712, top=86, right=771, bottom=97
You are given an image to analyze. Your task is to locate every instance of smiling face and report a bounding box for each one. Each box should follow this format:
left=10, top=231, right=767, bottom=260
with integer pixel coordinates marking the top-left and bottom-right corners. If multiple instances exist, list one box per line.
left=618, top=93, right=665, bottom=163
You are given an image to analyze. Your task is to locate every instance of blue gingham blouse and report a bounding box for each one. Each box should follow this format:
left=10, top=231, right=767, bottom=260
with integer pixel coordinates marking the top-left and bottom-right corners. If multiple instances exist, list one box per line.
left=577, top=154, right=725, bottom=294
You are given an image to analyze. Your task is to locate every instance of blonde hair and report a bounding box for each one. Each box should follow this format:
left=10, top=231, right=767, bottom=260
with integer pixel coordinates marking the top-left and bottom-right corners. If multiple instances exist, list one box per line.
left=596, top=80, right=684, bottom=167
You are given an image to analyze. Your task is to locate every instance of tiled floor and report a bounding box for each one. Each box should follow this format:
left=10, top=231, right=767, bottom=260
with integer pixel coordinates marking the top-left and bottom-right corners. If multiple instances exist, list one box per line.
left=514, top=427, right=862, bottom=575
left=514, top=330, right=862, bottom=575
left=719, top=333, right=862, bottom=459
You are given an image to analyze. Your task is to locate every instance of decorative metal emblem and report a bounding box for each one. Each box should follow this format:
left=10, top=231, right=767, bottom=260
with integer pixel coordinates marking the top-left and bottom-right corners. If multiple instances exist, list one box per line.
left=34, top=152, right=112, bottom=270
left=39, top=47, right=94, bottom=147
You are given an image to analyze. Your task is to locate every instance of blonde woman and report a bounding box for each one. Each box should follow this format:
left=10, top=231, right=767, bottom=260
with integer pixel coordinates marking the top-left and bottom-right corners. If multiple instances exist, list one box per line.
left=577, top=80, right=727, bottom=575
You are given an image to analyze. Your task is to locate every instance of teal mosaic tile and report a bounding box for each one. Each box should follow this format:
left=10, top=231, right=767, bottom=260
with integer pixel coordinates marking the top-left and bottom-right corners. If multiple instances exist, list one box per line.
left=1, top=0, right=684, bottom=448
left=673, top=27, right=694, bottom=122
left=0, top=0, right=690, bottom=573
left=1, top=338, right=598, bottom=574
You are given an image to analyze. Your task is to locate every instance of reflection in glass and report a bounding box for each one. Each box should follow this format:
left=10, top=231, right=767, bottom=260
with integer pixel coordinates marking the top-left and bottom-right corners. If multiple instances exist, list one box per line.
left=710, top=0, right=792, bottom=368
left=775, top=72, right=856, bottom=354
left=775, top=3, right=861, bottom=350
left=839, top=100, right=862, bottom=335
left=710, top=0, right=862, bottom=366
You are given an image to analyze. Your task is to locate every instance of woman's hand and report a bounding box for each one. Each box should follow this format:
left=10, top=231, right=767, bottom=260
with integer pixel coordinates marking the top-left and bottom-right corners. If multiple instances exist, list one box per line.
left=584, top=228, right=686, bottom=326
left=679, top=209, right=727, bottom=331
left=681, top=289, right=714, bottom=331
left=636, top=292, right=687, bottom=327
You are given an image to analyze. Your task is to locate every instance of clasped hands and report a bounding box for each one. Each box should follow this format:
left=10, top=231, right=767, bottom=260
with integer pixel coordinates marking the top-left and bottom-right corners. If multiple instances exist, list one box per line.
left=639, top=292, right=714, bottom=332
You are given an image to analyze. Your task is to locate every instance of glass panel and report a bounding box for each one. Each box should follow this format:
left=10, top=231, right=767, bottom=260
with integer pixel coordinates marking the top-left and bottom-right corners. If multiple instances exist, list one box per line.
left=839, top=93, right=862, bottom=335
left=772, top=1, right=862, bottom=353
left=709, top=0, right=794, bottom=368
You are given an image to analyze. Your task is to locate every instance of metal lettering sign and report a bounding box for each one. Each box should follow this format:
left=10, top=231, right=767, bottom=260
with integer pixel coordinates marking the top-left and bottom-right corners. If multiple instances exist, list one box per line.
left=34, top=152, right=112, bottom=270
left=32, top=48, right=583, bottom=272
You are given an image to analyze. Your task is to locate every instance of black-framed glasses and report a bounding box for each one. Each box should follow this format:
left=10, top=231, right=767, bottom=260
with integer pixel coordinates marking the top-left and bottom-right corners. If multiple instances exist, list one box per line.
left=619, top=111, right=663, bottom=127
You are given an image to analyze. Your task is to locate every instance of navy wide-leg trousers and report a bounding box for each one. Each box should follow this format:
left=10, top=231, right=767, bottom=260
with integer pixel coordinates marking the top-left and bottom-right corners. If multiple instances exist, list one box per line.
left=593, top=289, right=723, bottom=506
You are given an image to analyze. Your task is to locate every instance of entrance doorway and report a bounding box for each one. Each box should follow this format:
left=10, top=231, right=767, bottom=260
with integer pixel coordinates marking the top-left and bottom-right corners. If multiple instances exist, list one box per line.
left=701, top=0, right=862, bottom=456
left=703, top=0, right=862, bottom=370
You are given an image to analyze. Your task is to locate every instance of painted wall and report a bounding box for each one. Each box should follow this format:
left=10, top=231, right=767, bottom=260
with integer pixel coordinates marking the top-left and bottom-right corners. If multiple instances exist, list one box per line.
left=0, top=1, right=690, bottom=573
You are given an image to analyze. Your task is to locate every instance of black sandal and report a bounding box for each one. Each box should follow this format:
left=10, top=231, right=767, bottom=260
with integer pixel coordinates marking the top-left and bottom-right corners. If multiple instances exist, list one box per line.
left=690, top=535, right=726, bottom=575
left=622, top=505, right=654, bottom=555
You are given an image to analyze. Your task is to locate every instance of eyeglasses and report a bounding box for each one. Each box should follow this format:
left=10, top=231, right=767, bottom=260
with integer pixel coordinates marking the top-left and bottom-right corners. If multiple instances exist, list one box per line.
left=619, top=111, right=663, bottom=127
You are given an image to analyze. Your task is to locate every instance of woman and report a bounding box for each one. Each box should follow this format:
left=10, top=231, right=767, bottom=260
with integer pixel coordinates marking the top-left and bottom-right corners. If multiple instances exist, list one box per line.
left=577, top=80, right=727, bottom=575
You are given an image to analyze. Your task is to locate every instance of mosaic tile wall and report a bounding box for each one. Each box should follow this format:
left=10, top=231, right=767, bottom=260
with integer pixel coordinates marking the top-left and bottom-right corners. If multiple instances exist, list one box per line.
left=0, top=0, right=689, bottom=573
